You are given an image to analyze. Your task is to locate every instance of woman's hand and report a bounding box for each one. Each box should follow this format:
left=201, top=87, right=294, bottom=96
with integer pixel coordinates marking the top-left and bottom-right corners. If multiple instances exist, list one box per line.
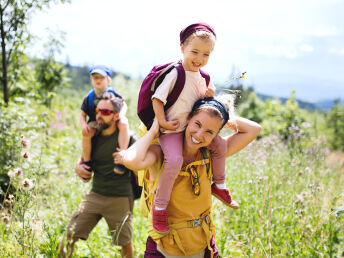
left=225, top=117, right=261, bottom=157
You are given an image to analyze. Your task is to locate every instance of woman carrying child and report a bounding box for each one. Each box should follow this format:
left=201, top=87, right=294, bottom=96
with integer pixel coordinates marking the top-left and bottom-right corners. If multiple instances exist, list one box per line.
left=149, top=23, right=239, bottom=234
left=114, top=96, right=261, bottom=257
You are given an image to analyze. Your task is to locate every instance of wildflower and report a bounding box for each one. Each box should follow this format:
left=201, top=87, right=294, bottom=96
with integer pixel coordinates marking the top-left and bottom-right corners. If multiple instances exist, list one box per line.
left=7, top=170, right=16, bottom=178
left=4, top=199, right=12, bottom=207
left=295, top=194, right=304, bottom=204
left=301, top=122, right=310, bottom=128
left=7, top=168, right=22, bottom=178
left=21, top=135, right=29, bottom=147
left=23, top=152, right=30, bottom=159
left=248, top=180, right=252, bottom=184
left=22, top=178, right=33, bottom=190
left=1, top=215, right=10, bottom=223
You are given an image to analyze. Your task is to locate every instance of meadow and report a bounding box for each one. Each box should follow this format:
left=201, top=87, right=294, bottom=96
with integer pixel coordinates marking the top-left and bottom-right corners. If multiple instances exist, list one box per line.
left=0, top=74, right=343, bottom=257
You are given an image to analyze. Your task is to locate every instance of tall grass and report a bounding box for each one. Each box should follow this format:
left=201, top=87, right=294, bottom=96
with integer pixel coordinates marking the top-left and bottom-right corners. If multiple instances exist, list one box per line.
left=0, top=76, right=343, bottom=257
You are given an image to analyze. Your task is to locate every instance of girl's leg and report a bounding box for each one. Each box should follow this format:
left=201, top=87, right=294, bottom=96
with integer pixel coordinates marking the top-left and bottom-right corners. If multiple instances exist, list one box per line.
left=152, top=132, right=183, bottom=233
left=207, top=135, right=227, bottom=184
left=155, top=132, right=184, bottom=208
left=208, top=135, right=239, bottom=209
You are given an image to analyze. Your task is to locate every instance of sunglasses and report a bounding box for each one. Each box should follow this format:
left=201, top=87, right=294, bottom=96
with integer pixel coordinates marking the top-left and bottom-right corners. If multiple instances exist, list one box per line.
left=95, top=108, right=115, bottom=116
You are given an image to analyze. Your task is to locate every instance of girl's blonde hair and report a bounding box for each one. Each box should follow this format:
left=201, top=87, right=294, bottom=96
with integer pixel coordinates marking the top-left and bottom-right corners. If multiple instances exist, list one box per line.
left=183, top=30, right=216, bottom=48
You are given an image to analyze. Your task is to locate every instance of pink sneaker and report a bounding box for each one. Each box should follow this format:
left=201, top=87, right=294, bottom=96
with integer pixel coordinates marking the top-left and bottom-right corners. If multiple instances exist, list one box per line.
left=211, top=183, right=239, bottom=209
left=152, top=206, right=169, bottom=234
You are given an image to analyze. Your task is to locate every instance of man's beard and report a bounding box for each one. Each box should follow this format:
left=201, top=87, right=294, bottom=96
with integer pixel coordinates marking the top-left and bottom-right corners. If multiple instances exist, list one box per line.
left=95, top=118, right=113, bottom=131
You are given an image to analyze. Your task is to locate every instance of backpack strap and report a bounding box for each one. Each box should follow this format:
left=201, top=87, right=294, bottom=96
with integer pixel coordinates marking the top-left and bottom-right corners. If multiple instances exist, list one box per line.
left=87, top=89, right=95, bottom=115
left=200, top=69, right=210, bottom=86
left=165, top=61, right=186, bottom=111
left=200, top=147, right=210, bottom=177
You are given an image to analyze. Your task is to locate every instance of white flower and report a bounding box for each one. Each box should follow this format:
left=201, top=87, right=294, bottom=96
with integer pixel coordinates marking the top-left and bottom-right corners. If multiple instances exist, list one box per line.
left=22, top=178, right=33, bottom=190
left=7, top=168, right=22, bottom=178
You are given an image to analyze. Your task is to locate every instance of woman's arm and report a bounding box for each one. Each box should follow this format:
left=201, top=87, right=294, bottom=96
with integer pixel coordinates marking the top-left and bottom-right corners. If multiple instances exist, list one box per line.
left=225, top=117, right=262, bottom=157
left=113, top=119, right=161, bottom=171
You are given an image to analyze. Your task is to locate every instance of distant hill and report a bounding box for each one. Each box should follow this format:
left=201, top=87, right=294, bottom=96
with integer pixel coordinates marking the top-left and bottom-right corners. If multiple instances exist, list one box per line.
left=257, top=93, right=342, bottom=110
left=313, top=99, right=343, bottom=110
left=257, top=93, right=317, bottom=110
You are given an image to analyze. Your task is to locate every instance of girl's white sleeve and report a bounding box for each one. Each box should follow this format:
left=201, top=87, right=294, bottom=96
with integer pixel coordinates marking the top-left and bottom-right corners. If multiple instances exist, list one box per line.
left=151, top=68, right=178, bottom=105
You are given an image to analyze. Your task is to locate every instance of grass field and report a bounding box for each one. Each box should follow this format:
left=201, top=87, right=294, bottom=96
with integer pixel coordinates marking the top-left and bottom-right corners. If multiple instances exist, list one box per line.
left=0, top=78, right=343, bottom=257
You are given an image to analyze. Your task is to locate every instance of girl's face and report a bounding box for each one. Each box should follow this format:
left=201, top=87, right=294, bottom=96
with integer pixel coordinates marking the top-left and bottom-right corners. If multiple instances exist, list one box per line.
left=181, top=37, right=214, bottom=72
left=184, top=110, right=222, bottom=152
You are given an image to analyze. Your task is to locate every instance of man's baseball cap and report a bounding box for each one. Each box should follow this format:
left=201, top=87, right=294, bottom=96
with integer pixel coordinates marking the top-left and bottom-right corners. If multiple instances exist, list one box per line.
left=89, top=65, right=112, bottom=77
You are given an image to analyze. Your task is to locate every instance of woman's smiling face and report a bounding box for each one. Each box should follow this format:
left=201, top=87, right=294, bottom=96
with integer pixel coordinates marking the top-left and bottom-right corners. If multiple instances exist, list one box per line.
left=184, top=110, right=223, bottom=151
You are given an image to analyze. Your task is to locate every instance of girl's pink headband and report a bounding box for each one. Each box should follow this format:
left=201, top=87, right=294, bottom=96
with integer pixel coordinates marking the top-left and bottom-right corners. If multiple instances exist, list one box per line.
left=179, top=22, right=216, bottom=44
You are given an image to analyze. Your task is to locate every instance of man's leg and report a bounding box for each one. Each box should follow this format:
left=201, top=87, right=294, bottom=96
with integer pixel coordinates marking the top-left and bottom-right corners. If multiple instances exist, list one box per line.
left=60, top=192, right=102, bottom=257
left=121, top=240, right=133, bottom=258
left=102, top=196, right=134, bottom=257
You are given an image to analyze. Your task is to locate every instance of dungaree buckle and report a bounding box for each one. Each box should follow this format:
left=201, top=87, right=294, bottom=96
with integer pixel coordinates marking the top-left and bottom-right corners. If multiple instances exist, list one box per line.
left=189, top=218, right=201, bottom=227
left=204, top=215, right=210, bottom=224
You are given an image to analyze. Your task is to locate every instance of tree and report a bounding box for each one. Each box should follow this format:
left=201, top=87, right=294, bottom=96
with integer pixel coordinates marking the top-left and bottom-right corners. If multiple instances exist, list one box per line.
left=327, top=99, right=344, bottom=151
left=0, top=0, right=67, bottom=105
left=34, top=30, right=69, bottom=106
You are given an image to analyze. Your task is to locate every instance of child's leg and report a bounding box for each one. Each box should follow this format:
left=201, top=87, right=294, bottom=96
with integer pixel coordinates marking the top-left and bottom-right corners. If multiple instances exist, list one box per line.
left=117, top=116, right=130, bottom=150
left=81, top=125, right=96, bottom=181
left=208, top=135, right=239, bottom=209
left=155, top=132, right=184, bottom=209
left=152, top=132, right=183, bottom=233
left=114, top=117, right=130, bottom=175
left=207, top=135, right=227, bottom=184
left=82, top=127, right=96, bottom=162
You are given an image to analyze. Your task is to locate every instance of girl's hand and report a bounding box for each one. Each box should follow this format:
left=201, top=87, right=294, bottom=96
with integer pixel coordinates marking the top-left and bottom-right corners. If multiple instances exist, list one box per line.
left=160, top=119, right=180, bottom=131
left=205, top=84, right=216, bottom=97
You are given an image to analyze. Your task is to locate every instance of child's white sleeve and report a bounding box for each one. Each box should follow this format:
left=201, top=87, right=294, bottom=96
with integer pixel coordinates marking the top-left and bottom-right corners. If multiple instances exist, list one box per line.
left=151, top=68, right=178, bottom=105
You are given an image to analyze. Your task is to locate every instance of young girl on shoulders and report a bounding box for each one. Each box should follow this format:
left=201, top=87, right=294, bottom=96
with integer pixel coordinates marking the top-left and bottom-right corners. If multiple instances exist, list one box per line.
left=150, top=23, right=239, bottom=234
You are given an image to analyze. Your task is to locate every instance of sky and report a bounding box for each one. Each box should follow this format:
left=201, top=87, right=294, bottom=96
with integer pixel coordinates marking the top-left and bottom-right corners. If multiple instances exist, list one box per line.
left=29, top=0, right=344, bottom=102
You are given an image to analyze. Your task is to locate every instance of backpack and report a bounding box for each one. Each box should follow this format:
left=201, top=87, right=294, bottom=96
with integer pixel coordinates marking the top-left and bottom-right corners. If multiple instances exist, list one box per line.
left=87, top=86, right=118, bottom=115
left=137, top=61, right=210, bottom=129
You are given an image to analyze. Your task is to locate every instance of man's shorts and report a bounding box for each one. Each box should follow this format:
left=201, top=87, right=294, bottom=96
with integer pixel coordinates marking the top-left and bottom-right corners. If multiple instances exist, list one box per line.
left=67, top=191, right=133, bottom=246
